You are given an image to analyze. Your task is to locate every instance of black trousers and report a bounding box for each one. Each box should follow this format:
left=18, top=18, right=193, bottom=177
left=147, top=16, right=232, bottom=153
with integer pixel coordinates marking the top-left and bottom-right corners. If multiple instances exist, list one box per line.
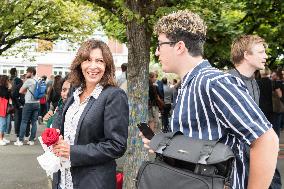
left=161, top=104, right=172, bottom=133
left=14, top=108, right=22, bottom=137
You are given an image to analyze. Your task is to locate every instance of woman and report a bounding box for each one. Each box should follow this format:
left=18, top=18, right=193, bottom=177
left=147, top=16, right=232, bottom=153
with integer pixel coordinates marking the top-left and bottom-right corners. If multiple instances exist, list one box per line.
left=0, top=75, right=11, bottom=145
left=47, top=75, right=63, bottom=111
left=52, top=39, right=129, bottom=189
left=43, top=75, right=71, bottom=128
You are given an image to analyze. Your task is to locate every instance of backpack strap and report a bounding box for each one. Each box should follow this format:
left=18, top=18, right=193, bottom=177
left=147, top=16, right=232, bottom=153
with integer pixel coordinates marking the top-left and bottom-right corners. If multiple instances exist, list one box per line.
left=149, top=131, right=183, bottom=154
left=27, top=79, right=37, bottom=98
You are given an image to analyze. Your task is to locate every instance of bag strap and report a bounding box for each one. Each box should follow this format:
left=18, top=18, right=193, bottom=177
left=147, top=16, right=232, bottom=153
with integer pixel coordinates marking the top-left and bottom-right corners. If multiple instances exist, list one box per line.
left=149, top=131, right=183, bottom=154
left=197, top=140, right=218, bottom=164
left=27, top=79, right=38, bottom=98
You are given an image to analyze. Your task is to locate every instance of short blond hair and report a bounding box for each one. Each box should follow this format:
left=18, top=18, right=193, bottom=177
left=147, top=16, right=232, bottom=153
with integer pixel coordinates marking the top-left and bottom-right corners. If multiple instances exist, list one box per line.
left=231, top=35, right=267, bottom=64
left=154, top=10, right=207, bottom=56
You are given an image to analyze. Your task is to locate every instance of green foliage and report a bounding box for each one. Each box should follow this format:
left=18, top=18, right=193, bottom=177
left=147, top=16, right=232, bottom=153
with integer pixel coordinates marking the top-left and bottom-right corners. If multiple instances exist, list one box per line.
left=0, top=0, right=97, bottom=54
left=239, top=0, right=284, bottom=67
left=90, top=0, right=283, bottom=68
left=93, top=6, right=127, bottom=43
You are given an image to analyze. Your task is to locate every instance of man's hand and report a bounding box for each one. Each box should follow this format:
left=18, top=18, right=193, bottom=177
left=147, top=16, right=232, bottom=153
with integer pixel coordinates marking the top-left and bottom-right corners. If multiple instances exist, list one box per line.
left=139, top=132, right=155, bottom=153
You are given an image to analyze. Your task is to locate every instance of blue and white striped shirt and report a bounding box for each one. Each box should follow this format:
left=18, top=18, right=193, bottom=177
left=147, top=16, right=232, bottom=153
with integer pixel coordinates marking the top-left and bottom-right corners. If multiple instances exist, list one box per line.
left=170, top=60, right=271, bottom=189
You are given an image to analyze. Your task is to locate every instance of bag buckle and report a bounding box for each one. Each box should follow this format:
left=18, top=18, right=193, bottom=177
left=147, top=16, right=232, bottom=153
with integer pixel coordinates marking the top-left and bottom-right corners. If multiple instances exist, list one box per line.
left=198, top=154, right=210, bottom=164
left=156, top=145, right=166, bottom=154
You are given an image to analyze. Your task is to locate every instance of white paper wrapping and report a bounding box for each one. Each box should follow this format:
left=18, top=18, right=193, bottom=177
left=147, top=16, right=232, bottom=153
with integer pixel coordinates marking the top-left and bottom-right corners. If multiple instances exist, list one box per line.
left=37, top=136, right=71, bottom=177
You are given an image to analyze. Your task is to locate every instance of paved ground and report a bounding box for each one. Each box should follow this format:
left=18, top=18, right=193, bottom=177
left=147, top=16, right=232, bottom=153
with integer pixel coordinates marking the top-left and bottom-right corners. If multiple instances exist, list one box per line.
left=0, top=124, right=284, bottom=189
left=0, top=124, right=49, bottom=189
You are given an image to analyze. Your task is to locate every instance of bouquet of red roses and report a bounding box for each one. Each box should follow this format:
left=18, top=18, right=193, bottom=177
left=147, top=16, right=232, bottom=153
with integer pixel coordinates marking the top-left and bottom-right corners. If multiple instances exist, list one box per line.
left=37, top=128, right=70, bottom=177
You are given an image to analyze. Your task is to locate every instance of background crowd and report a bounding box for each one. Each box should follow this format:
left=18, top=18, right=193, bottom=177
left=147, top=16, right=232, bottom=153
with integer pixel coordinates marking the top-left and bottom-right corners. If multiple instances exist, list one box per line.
left=0, top=65, right=283, bottom=146
left=148, top=68, right=284, bottom=138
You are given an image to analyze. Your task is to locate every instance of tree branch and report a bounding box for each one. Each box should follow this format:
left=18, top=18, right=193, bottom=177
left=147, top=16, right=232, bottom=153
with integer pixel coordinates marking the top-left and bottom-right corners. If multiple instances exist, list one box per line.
left=0, top=31, right=55, bottom=55
left=87, top=0, right=119, bottom=15
left=1, top=1, right=47, bottom=45
left=238, top=13, right=250, bottom=24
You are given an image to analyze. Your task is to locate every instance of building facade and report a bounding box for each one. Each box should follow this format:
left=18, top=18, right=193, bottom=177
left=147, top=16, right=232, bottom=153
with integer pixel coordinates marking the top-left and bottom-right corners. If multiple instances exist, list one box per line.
left=0, top=30, right=128, bottom=78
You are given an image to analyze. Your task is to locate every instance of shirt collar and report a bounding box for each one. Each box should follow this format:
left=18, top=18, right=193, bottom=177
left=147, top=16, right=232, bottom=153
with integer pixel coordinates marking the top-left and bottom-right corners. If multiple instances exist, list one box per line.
left=73, top=84, right=104, bottom=103
left=181, top=59, right=211, bottom=89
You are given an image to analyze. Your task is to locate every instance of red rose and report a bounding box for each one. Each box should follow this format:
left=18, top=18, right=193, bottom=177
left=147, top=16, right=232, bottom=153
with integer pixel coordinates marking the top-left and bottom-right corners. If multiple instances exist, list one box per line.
left=41, top=128, right=60, bottom=147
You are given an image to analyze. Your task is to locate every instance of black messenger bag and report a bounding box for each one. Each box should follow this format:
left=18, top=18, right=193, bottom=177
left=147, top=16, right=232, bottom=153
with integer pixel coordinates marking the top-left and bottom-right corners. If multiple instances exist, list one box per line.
left=136, top=132, right=235, bottom=189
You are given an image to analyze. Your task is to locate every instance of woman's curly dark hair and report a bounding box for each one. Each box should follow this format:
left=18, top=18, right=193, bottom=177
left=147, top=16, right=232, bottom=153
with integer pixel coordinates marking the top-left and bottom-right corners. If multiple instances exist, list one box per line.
left=69, top=39, right=116, bottom=89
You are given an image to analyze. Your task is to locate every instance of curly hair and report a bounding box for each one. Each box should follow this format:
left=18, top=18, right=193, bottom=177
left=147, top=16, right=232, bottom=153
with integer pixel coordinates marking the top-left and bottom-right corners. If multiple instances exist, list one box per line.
left=154, top=10, right=207, bottom=57
left=69, top=39, right=116, bottom=89
left=231, top=35, right=267, bottom=64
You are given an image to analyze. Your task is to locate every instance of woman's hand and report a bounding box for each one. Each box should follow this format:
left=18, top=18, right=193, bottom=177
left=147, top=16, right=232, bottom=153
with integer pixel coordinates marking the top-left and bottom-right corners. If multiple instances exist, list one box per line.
left=52, top=135, right=70, bottom=159
left=43, top=110, right=54, bottom=121
left=139, top=132, right=154, bottom=153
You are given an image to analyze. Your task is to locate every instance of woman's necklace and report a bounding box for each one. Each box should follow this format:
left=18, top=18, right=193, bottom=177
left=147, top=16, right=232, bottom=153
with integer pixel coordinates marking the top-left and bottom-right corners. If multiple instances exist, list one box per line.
left=80, top=91, right=91, bottom=103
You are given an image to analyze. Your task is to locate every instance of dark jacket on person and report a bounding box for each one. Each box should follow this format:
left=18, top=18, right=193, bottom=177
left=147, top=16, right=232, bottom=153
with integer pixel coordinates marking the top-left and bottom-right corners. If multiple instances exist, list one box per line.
left=52, top=86, right=129, bottom=189
left=149, top=81, right=159, bottom=108
left=10, top=77, right=25, bottom=108
left=256, top=77, right=273, bottom=121
left=156, top=80, right=164, bottom=99
left=228, top=69, right=260, bottom=106
left=0, top=86, right=10, bottom=100
left=48, top=87, right=61, bottom=109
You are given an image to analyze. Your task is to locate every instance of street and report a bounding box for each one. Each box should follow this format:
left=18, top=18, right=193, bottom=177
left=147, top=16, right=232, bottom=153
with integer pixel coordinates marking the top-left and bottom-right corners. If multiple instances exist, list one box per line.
left=0, top=124, right=49, bottom=189
left=0, top=125, right=283, bottom=188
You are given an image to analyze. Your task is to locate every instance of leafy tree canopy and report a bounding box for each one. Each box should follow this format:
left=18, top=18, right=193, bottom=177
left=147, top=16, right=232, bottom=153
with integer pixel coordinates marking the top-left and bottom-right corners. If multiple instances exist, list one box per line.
left=0, top=0, right=97, bottom=55
left=90, top=0, right=283, bottom=68
left=238, top=0, right=284, bottom=68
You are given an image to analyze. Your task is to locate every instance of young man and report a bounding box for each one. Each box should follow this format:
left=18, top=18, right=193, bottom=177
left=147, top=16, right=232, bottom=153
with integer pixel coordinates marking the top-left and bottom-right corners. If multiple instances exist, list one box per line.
left=229, top=35, right=268, bottom=106
left=10, top=68, right=25, bottom=141
left=229, top=35, right=282, bottom=189
left=14, top=67, right=40, bottom=146
left=141, top=10, right=279, bottom=189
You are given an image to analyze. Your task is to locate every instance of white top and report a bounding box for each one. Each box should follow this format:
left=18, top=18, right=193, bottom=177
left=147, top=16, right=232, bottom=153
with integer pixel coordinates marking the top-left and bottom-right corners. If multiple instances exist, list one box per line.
left=60, top=85, right=103, bottom=189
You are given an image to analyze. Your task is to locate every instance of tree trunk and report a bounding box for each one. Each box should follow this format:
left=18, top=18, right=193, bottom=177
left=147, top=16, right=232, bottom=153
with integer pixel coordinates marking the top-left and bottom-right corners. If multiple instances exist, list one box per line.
left=122, top=17, right=152, bottom=189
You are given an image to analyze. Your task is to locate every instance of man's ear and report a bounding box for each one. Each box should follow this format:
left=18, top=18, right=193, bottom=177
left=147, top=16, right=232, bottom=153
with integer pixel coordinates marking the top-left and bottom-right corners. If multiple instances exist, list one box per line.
left=176, top=41, right=187, bottom=55
left=243, top=51, right=250, bottom=60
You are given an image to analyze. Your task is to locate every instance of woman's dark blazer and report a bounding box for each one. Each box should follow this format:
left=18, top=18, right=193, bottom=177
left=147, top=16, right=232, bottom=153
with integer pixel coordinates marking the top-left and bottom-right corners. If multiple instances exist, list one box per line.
left=52, top=86, right=129, bottom=189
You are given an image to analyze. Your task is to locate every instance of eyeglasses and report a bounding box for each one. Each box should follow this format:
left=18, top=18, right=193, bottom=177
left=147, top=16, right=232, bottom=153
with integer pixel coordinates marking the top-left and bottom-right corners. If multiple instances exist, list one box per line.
left=157, top=41, right=176, bottom=51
